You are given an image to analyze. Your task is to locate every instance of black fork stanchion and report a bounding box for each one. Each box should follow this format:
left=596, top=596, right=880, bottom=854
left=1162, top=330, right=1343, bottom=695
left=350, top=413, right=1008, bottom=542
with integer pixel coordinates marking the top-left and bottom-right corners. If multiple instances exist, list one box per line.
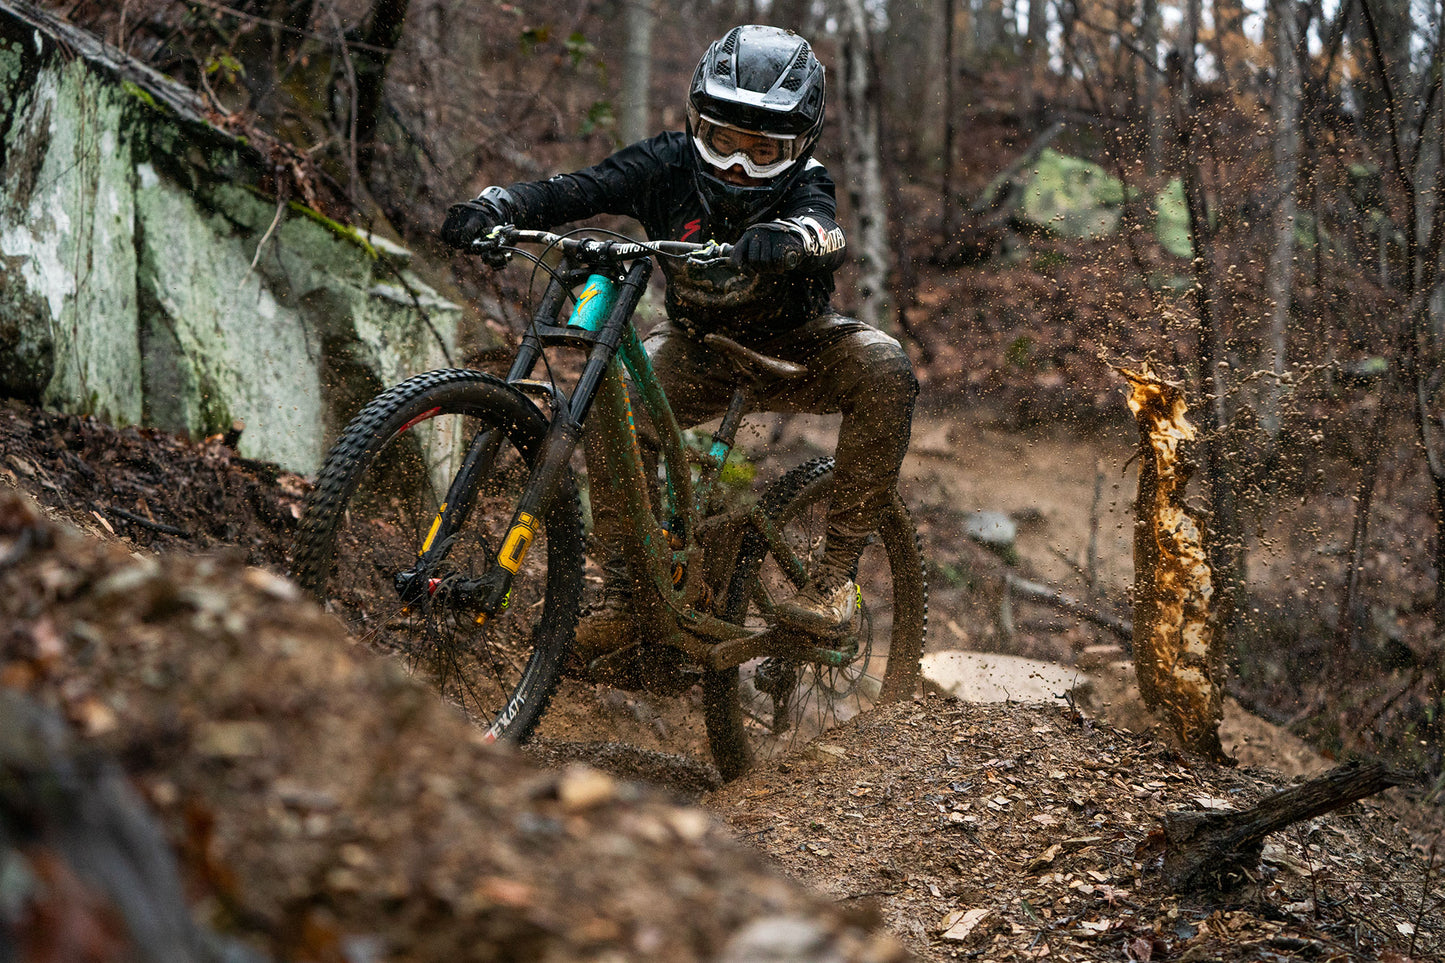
left=470, top=258, right=654, bottom=619
left=395, top=269, right=580, bottom=602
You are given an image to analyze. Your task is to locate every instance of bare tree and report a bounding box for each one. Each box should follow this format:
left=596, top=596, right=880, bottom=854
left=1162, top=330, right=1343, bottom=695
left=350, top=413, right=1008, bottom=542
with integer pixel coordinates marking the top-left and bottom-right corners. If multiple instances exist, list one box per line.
left=940, top=0, right=960, bottom=240
left=972, top=0, right=1010, bottom=58
left=1025, top=0, right=1048, bottom=68
left=1261, top=0, right=1308, bottom=440
left=1167, top=2, right=1246, bottom=632
left=1139, top=0, right=1162, bottom=175
left=838, top=0, right=893, bottom=331
left=621, top=0, right=655, bottom=145
left=350, top=0, right=411, bottom=179
left=1212, top=0, right=1249, bottom=88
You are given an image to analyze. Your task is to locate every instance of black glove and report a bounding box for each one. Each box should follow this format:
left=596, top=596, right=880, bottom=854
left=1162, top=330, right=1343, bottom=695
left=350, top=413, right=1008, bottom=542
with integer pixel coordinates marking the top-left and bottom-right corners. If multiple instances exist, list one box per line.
left=731, top=222, right=806, bottom=274
left=439, top=186, right=516, bottom=249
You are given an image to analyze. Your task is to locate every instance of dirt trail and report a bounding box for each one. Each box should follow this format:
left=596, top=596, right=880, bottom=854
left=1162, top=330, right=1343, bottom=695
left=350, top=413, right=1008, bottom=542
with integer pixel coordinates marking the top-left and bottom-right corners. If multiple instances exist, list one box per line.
left=902, top=413, right=1137, bottom=595
left=713, top=697, right=1440, bottom=963
left=3, top=400, right=1441, bottom=962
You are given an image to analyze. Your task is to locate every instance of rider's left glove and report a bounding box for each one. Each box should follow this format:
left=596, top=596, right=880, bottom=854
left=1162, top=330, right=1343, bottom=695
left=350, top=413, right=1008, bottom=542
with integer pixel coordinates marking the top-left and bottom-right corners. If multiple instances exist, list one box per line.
left=439, top=186, right=517, bottom=249
left=732, top=222, right=806, bottom=274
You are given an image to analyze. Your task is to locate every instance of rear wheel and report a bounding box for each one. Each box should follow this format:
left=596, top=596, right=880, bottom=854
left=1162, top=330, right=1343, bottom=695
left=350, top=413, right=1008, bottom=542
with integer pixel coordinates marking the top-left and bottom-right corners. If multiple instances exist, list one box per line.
left=703, top=458, right=927, bottom=779
left=291, top=369, right=583, bottom=742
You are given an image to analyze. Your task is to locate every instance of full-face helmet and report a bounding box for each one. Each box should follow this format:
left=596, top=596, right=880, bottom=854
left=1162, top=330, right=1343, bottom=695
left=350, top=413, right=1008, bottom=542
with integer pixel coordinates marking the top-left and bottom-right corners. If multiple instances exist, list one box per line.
left=687, top=25, right=826, bottom=228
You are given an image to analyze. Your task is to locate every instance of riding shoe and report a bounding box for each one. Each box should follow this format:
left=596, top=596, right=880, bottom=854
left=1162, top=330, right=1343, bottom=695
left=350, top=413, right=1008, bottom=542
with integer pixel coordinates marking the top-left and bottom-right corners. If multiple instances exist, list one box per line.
left=568, top=557, right=639, bottom=675
left=573, top=592, right=635, bottom=661
left=573, top=583, right=691, bottom=693
left=775, top=563, right=858, bottom=635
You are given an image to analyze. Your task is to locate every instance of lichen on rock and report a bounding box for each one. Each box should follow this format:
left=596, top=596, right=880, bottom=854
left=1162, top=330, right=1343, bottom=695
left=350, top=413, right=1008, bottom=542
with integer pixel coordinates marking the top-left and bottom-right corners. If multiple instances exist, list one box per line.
left=0, top=1, right=462, bottom=474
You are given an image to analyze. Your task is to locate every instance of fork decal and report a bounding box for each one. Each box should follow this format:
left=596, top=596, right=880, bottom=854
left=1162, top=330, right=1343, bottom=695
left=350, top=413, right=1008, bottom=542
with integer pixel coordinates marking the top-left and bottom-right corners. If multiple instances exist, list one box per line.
left=498, top=512, right=538, bottom=572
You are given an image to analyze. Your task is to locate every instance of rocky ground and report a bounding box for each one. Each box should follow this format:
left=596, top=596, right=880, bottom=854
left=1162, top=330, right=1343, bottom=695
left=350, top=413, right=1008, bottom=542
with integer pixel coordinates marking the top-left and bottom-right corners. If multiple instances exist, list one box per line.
left=1, top=400, right=1442, bottom=961
left=715, top=698, right=1438, bottom=962
left=0, top=490, right=905, bottom=962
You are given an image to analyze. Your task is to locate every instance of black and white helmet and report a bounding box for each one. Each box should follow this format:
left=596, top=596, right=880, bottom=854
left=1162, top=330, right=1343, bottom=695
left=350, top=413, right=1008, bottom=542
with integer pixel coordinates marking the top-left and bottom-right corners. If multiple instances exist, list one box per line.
left=687, top=25, right=826, bottom=227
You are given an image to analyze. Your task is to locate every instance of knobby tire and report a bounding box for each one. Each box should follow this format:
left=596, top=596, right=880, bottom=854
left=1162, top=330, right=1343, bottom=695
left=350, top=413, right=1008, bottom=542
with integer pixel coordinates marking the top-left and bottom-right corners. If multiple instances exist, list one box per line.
left=703, top=458, right=928, bottom=780
left=291, top=369, right=584, bottom=743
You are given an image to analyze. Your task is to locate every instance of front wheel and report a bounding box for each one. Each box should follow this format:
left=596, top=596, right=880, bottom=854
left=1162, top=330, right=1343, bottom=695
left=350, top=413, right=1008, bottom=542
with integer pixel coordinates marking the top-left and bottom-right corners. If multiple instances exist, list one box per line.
left=291, top=369, right=584, bottom=742
left=702, top=458, right=928, bottom=779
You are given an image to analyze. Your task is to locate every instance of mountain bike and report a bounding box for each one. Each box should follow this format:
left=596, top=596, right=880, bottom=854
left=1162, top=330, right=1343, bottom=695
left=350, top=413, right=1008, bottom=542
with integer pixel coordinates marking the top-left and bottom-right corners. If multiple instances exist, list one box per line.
left=290, top=227, right=927, bottom=779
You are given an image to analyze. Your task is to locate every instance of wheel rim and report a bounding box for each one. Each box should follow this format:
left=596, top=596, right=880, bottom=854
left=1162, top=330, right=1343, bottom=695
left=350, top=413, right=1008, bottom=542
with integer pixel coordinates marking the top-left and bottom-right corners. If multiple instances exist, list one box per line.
left=728, top=475, right=909, bottom=764
left=313, top=407, right=555, bottom=729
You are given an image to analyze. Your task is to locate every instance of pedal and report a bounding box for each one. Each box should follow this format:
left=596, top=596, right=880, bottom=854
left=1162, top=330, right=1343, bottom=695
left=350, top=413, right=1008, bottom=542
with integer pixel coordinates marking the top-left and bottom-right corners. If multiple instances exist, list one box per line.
left=587, top=644, right=646, bottom=690
left=588, top=644, right=694, bottom=696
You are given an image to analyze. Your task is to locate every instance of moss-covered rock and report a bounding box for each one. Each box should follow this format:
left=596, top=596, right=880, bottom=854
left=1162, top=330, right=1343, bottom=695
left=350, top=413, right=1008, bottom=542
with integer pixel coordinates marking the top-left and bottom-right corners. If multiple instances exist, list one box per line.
left=0, top=1, right=460, bottom=474
left=1015, top=149, right=1129, bottom=239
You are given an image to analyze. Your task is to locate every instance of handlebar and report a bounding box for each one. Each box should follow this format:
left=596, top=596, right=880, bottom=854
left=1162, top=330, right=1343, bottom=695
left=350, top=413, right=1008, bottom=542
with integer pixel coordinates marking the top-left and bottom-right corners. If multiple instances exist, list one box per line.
left=471, top=226, right=733, bottom=267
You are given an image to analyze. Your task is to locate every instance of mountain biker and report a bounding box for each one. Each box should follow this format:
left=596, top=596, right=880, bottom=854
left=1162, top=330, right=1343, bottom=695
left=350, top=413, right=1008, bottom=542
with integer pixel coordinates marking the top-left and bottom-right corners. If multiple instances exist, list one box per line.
left=440, top=24, right=917, bottom=665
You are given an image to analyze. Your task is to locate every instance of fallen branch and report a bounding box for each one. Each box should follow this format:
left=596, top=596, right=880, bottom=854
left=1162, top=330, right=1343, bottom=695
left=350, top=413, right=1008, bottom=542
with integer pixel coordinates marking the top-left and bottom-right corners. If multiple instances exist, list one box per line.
left=1160, top=761, right=1412, bottom=891
left=104, top=507, right=189, bottom=539
left=1004, top=573, right=1133, bottom=642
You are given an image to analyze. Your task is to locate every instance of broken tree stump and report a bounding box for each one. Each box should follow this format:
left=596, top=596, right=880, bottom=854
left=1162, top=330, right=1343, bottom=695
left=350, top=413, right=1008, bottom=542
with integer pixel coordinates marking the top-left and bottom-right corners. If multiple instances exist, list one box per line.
left=1160, top=761, right=1411, bottom=891
left=1119, top=362, right=1228, bottom=761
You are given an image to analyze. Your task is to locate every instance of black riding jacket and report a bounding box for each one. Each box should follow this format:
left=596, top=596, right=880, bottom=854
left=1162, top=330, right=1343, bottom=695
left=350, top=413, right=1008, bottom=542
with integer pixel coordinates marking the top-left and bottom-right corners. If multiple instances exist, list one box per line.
left=501, top=131, right=847, bottom=341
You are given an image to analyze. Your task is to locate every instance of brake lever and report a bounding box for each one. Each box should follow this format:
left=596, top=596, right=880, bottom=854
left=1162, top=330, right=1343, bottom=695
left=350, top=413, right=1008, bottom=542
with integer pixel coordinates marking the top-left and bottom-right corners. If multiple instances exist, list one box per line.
left=471, top=225, right=517, bottom=269
left=684, top=241, right=733, bottom=267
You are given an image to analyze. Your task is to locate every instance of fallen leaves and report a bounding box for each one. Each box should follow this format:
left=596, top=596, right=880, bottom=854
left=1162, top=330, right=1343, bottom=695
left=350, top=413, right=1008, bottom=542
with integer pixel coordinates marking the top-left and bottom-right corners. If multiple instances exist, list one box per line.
left=713, top=696, right=1440, bottom=963
left=939, top=907, right=991, bottom=941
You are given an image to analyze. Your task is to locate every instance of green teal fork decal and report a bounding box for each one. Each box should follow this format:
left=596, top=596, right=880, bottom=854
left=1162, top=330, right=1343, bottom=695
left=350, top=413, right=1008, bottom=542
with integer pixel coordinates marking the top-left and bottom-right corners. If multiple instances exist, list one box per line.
left=568, top=274, right=619, bottom=332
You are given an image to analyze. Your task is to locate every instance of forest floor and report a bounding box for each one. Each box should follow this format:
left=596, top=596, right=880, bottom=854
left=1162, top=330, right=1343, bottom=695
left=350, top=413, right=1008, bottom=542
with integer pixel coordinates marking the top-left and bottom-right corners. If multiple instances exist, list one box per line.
left=1, top=399, right=1442, bottom=961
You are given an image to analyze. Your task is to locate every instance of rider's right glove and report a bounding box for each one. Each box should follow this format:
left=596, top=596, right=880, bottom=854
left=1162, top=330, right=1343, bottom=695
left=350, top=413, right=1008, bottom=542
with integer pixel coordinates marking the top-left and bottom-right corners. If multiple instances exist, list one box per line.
left=731, top=221, right=807, bottom=274
left=439, top=186, right=518, bottom=249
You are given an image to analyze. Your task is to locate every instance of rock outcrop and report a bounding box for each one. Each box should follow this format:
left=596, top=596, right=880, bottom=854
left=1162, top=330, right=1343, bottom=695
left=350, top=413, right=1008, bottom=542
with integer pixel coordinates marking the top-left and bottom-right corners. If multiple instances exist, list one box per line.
left=0, top=1, right=459, bottom=474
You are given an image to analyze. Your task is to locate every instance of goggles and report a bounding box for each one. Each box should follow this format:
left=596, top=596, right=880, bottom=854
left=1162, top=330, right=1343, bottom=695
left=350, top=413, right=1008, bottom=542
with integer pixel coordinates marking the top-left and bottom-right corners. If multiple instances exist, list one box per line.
left=690, top=110, right=803, bottom=179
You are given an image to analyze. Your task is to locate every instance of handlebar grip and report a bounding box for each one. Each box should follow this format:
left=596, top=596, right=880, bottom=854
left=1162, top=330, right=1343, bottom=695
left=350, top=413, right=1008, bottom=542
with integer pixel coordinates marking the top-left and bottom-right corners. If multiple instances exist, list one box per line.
left=782, top=248, right=804, bottom=271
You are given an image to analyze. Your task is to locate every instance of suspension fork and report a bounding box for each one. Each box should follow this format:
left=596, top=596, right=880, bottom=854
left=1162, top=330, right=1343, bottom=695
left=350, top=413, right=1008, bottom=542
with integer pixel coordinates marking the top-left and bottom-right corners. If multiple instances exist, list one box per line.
left=470, top=259, right=654, bottom=619
left=395, top=275, right=570, bottom=602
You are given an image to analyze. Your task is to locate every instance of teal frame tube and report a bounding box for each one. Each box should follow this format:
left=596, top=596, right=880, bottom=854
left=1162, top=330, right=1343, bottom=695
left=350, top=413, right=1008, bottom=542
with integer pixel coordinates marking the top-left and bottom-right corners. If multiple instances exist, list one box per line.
left=618, top=326, right=696, bottom=536
left=568, top=273, right=621, bottom=332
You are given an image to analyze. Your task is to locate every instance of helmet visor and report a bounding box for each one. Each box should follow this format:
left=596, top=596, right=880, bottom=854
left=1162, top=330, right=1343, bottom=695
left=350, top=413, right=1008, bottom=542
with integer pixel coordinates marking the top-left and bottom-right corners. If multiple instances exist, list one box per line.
left=690, top=110, right=802, bottom=179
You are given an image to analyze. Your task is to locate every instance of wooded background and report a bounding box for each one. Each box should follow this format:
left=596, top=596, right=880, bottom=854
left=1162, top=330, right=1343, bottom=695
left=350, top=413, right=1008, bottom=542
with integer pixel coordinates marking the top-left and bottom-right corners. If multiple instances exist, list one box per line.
left=42, top=0, right=1445, bottom=793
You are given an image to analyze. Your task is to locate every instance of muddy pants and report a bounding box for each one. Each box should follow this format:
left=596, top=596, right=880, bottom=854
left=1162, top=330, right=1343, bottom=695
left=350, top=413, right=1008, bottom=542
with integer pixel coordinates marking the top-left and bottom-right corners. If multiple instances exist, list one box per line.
left=586, top=314, right=918, bottom=573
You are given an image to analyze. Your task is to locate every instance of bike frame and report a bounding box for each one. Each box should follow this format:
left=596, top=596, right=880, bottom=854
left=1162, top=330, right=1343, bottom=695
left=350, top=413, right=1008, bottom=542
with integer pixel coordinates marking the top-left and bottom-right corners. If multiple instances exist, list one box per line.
left=410, top=236, right=823, bottom=671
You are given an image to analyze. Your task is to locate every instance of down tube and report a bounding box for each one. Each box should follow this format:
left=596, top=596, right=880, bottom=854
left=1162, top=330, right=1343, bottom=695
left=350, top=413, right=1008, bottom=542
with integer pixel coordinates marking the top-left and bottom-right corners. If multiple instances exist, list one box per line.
left=618, top=328, right=694, bottom=535
left=588, top=362, right=673, bottom=582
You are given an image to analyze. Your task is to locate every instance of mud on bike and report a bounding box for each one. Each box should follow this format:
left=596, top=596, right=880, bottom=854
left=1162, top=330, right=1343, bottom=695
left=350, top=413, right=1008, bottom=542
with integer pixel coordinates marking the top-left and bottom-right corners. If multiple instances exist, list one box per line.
left=290, top=227, right=928, bottom=778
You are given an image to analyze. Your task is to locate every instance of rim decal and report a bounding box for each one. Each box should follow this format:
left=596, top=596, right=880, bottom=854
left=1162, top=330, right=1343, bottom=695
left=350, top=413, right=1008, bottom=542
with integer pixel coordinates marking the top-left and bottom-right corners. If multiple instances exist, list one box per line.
left=398, top=407, right=442, bottom=434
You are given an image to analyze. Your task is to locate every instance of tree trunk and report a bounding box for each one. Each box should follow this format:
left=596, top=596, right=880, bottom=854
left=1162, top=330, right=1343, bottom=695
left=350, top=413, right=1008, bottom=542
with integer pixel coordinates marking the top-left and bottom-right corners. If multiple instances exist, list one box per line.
left=351, top=0, right=411, bottom=179
left=620, top=0, right=654, bottom=145
left=1426, top=10, right=1445, bottom=626
left=839, top=0, right=893, bottom=331
left=1169, top=8, right=1245, bottom=634
left=1261, top=0, right=1307, bottom=440
left=883, top=0, right=944, bottom=169
left=1140, top=0, right=1162, bottom=176
left=1174, top=0, right=1201, bottom=102
left=1212, top=0, right=1248, bottom=88
left=1337, top=400, right=1390, bottom=653
left=1025, top=0, right=1048, bottom=68
left=940, top=0, right=959, bottom=241
left=1122, top=363, right=1228, bottom=761
left=762, top=0, right=814, bottom=32
left=1356, top=0, right=1445, bottom=632
left=972, top=0, right=1008, bottom=59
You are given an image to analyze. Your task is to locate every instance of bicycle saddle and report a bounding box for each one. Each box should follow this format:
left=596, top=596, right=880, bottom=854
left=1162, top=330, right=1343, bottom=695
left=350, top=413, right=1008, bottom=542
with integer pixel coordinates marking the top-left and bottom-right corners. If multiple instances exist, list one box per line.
left=703, top=333, right=808, bottom=382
